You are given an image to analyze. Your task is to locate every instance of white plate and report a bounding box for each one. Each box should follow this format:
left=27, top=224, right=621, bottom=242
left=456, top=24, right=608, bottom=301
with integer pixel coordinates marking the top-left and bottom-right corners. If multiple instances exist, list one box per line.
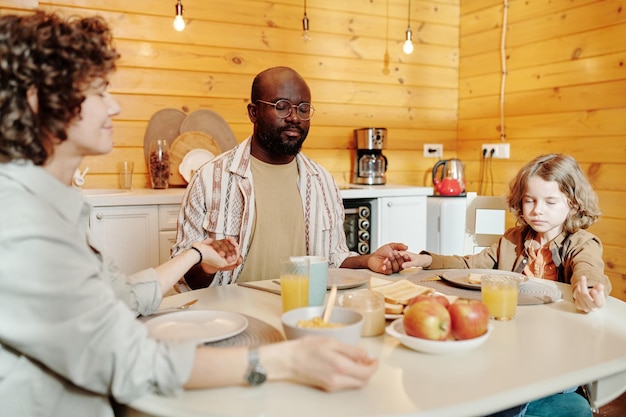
left=437, top=269, right=529, bottom=291
left=385, top=318, right=493, bottom=354
left=179, top=148, right=215, bottom=182
left=145, top=310, right=248, bottom=345
left=327, top=269, right=370, bottom=290
left=179, top=109, right=238, bottom=152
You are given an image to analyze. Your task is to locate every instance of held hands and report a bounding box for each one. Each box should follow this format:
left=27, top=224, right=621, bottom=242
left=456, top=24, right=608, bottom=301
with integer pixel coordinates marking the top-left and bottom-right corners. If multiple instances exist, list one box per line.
left=573, top=275, right=606, bottom=313
left=282, top=336, right=378, bottom=391
left=196, top=237, right=242, bottom=274
left=398, top=251, right=433, bottom=270
left=367, top=243, right=408, bottom=274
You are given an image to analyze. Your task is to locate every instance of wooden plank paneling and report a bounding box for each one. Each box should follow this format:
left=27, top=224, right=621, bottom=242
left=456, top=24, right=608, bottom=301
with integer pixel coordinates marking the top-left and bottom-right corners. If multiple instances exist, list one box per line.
left=115, top=40, right=459, bottom=89
left=460, top=52, right=626, bottom=98
left=461, top=24, right=626, bottom=78
left=460, top=80, right=626, bottom=119
left=461, top=1, right=626, bottom=56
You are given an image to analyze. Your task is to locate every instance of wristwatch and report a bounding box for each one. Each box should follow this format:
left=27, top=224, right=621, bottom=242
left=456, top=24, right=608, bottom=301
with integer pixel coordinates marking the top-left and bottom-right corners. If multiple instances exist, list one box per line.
left=246, top=348, right=267, bottom=386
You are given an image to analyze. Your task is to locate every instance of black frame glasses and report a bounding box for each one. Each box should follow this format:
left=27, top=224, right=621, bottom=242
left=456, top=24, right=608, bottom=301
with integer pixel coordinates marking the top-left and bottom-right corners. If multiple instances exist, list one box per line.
left=256, top=99, right=315, bottom=121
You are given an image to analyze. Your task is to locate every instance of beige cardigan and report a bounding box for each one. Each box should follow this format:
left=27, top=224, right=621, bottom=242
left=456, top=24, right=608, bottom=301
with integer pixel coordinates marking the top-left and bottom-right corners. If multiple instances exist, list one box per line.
left=425, top=225, right=612, bottom=296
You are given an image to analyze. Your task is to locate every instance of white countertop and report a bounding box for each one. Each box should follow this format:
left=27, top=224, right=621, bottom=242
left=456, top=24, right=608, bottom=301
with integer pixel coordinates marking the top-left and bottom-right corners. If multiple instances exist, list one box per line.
left=82, top=184, right=433, bottom=207
left=125, top=272, right=626, bottom=417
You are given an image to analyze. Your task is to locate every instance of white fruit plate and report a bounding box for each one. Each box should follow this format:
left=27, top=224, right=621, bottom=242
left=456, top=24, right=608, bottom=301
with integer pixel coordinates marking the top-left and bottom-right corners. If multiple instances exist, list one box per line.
left=386, top=318, right=493, bottom=355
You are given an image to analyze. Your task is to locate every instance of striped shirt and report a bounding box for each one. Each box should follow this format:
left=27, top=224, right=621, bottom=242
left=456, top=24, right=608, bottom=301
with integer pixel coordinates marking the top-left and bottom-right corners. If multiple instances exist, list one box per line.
left=172, top=137, right=355, bottom=290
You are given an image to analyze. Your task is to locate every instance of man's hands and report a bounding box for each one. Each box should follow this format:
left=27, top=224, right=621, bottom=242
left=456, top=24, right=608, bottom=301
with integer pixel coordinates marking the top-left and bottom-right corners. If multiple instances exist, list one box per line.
left=197, top=237, right=242, bottom=274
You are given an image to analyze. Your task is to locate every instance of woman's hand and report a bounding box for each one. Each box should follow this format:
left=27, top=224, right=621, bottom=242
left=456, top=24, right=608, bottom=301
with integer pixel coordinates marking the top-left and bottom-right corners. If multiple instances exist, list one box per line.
left=270, top=336, right=378, bottom=392
left=573, top=275, right=606, bottom=313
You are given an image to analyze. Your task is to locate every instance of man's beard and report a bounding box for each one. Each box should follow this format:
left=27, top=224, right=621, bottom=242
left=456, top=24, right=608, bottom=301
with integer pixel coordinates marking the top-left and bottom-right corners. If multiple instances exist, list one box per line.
left=256, top=125, right=308, bottom=156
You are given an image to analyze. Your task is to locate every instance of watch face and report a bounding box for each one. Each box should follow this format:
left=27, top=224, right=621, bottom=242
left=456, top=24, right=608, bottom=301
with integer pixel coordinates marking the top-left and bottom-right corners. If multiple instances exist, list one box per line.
left=247, top=367, right=267, bottom=386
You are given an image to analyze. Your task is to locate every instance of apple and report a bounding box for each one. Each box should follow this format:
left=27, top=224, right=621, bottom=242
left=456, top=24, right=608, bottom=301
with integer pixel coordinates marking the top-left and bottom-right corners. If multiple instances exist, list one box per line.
left=408, top=293, right=450, bottom=309
left=403, top=299, right=451, bottom=341
left=448, top=299, right=489, bottom=340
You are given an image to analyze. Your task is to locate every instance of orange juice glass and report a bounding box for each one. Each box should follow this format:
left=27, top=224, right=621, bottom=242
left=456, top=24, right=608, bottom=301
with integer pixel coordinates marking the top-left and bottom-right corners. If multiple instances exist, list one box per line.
left=280, top=257, right=310, bottom=312
left=481, top=275, right=520, bottom=320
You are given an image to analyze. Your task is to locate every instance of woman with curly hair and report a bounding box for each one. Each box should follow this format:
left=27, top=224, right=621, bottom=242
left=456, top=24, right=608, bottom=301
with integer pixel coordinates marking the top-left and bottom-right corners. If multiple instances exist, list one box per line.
left=400, top=153, right=611, bottom=312
left=0, top=11, right=377, bottom=417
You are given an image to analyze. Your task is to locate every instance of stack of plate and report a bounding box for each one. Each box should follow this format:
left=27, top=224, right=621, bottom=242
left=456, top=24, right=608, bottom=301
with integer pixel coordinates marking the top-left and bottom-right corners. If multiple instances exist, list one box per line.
left=143, top=108, right=238, bottom=186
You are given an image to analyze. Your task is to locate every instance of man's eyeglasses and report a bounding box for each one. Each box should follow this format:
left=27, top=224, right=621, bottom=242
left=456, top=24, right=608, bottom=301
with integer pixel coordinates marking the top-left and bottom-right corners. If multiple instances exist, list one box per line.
left=256, top=99, right=315, bottom=121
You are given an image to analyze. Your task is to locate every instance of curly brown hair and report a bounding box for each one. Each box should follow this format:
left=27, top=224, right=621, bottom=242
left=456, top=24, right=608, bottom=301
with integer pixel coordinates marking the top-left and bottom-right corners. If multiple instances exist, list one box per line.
left=507, top=154, right=601, bottom=233
left=0, top=11, right=119, bottom=165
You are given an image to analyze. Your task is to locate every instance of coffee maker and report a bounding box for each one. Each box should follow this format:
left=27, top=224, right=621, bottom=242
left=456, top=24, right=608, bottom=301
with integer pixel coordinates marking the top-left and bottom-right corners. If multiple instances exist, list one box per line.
left=352, top=128, right=388, bottom=185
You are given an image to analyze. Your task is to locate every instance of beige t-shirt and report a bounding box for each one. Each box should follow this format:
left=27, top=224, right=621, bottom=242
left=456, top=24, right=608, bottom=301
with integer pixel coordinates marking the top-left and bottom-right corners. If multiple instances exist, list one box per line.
left=237, top=157, right=307, bottom=282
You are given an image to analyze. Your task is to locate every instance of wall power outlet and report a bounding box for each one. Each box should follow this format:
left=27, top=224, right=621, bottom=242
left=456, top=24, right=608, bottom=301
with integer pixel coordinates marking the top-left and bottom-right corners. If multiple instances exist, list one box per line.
left=424, top=144, right=443, bottom=158
left=481, top=143, right=510, bottom=159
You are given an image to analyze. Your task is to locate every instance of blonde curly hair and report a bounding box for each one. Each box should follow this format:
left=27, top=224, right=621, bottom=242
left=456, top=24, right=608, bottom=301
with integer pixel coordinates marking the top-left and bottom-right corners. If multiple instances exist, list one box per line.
left=507, top=154, right=600, bottom=233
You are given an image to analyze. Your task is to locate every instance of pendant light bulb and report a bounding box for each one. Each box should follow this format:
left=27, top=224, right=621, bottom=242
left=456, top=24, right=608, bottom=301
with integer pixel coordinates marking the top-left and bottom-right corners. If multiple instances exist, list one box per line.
left=301, top=13, right=310, bottom=42
left=300, top=0, right=310, bottom=41
left=403, top=27, right=414, bottom=54
left=403, top=0, right=413, bottom=54
left=173, top=0, right=185, bottom=32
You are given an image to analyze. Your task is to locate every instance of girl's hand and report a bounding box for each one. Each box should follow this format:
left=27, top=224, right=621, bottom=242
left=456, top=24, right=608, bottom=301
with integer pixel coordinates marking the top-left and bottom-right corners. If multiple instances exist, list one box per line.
left=399, top=252, right=432, bottom=269
left=573, top=275, right=606, bottom=312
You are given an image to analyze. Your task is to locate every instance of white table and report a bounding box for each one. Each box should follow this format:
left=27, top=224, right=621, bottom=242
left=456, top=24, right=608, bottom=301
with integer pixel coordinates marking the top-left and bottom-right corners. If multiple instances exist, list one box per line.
left=125, top=274, right=626, bottom=417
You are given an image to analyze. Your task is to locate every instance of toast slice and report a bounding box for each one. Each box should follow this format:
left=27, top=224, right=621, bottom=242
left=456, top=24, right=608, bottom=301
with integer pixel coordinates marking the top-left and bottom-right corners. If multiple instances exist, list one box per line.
left=372, top=279, right=434, bottom=305
left=384, top=302, right=404, bottom=315
left=467, top=273, right=484, bottom=285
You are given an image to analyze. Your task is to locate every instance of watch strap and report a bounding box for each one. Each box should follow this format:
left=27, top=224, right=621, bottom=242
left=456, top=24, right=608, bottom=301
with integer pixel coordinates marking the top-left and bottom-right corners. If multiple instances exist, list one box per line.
left=246, top=348, right=267, bottom=386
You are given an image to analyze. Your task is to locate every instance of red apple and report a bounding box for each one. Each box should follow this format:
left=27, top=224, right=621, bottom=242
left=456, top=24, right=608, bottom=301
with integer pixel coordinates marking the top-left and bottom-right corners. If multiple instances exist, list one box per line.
left=403, top=300, right=451, bottom=341
left=448, top=299, right=489, bottom=340
left=408, top=293, right=450, bottom=309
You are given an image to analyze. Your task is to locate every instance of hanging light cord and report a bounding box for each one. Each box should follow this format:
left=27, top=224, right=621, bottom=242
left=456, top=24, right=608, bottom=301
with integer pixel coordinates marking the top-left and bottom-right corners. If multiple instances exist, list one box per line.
left=499, top=0, right=509, bottom=142
left=407, top=0, right=412, bottom=28
left=303, top=0, right=308, bottom=25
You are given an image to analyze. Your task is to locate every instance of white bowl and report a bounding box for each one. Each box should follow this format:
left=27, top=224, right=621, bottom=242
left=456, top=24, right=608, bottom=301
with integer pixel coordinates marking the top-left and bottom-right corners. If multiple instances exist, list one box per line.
left=281, top=306, right=364, bottom=345
left=386, top=318, right=493, bottom=355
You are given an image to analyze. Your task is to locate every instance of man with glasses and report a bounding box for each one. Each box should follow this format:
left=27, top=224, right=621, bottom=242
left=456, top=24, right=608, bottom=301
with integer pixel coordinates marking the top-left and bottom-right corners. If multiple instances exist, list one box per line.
left=172, top=66, right=406, bottom=290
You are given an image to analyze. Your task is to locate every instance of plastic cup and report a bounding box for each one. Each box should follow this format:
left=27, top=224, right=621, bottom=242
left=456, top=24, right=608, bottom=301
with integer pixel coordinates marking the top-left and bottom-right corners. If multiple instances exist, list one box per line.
left=341, top=289, right=385, bottom=336
left=280, top=257, right=309, bottom=312
left=118, top=161, right=134, bottom=189
left=305, top=256, right=329, bottom=307
left=481, top=274, right=520, bottom=320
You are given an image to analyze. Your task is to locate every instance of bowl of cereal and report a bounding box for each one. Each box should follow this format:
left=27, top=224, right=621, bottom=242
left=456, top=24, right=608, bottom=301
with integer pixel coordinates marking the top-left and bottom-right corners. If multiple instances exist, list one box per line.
left=281, top=306, right=364, bottom=345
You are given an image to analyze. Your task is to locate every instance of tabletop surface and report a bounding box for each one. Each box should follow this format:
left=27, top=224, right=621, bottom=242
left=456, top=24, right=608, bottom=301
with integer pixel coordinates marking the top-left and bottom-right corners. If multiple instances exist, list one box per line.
left=126, top=271, right=626, bottom=417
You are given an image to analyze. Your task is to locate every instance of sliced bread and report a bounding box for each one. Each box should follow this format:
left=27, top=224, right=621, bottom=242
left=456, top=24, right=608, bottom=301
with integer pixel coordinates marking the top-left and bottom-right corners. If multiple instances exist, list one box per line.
left=372, top=279, right=434, bottom=305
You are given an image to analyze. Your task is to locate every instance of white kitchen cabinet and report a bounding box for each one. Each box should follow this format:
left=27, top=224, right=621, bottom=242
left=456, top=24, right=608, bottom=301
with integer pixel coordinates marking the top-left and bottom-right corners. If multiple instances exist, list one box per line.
left=374, top=196, right=428, bottom=252
left=84, top=186, right=432, bottom=270
left=89, top=205, right=159, bottom=275
left=158, top=204, right=180, bottom=264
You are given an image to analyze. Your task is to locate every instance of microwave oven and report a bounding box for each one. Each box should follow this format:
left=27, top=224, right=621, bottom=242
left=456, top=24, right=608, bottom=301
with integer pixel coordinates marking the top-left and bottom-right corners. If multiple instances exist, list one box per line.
left=343, top=199, right=373, bottom=255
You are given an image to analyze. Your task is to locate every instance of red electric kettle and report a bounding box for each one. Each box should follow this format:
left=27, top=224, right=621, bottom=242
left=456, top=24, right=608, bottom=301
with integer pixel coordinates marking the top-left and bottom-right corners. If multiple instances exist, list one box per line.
left=432, top=159, right=466, bottom=196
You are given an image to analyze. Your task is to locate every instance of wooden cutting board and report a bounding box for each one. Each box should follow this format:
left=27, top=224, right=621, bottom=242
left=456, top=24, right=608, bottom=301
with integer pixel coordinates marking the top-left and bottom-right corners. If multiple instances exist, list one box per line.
left=169, top=131, right=221, bottom=186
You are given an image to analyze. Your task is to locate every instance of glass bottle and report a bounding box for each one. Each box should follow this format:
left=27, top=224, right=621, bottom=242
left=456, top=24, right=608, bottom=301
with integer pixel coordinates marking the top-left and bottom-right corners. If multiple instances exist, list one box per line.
left=149, top=139, right=170, bottom=189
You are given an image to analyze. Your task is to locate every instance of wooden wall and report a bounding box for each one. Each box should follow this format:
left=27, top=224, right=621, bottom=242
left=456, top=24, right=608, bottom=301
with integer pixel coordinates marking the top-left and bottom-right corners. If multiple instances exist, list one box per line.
left=458, top=0, right=626, bottom=300
left=2, top=0, right=460, bottom=189
left=2, top=0, right=624, bottom=301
